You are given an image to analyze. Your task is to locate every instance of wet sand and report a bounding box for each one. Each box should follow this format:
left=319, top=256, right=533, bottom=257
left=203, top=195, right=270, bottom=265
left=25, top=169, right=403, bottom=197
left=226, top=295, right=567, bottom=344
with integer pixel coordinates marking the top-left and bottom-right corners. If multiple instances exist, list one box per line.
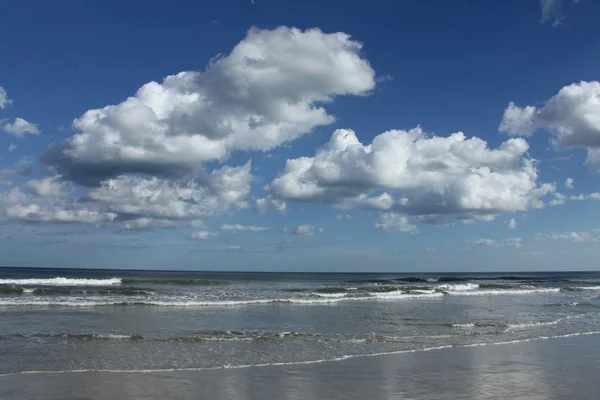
left=1, top=334, right=598, bottom=400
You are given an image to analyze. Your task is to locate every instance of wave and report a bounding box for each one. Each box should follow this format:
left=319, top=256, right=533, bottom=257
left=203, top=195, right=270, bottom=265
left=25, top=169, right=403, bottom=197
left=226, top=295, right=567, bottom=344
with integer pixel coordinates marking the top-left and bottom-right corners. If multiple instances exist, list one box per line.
left=66, top=333, right=143, bottom=340
left=437, top=283, right=479, bottom=291
left=447, top=288, right=560, bottom=296
left=121, top=278, right=229, bottom=286
left=0, top=278, right=121, bottom=286
left=447, top=319, right=561, bottom=330
left=3, top=331, right=599, bottom=377
left=0, top=287, right=24, bottom=295
left=313, top=292, right=348, bottom=298
left=507, top=320, right=561, bottom=330
left=373, top=292, right=443, bottom=299
left=0, top=287, right=152, bottom=296
left=0, top=297, right=370, bottom=307
left=366, top=285, right=406, bottom=293
left=98, top=288, right=154, bottom=296
left=0, top=290, right=449, bottom=307
left=566, top=286, right=600, bottom=291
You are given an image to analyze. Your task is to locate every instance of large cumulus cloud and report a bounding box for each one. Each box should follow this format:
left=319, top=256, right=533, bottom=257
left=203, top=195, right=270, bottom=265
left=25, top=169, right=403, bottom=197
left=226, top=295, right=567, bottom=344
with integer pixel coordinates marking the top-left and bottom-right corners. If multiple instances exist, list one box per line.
left=269, top=127, right=554, bottom=223
left=41, top=26, right=375, bottom=186
left=2, top=26, right=376, bottom=228
left=499, top=81, right=600, bottom=171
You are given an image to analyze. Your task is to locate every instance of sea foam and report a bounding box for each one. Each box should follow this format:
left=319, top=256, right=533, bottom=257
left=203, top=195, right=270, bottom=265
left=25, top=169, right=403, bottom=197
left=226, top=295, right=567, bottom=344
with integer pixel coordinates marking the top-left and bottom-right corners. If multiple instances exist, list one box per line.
left=0, top=277, right=121, bottom=286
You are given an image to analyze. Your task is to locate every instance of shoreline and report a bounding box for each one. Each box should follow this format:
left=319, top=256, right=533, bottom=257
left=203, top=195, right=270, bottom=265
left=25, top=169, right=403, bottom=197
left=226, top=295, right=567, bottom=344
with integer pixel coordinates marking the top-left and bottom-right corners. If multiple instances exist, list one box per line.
left=1, top=330, right=599, bottom=377
left=1, top=331, right=599, bottom=399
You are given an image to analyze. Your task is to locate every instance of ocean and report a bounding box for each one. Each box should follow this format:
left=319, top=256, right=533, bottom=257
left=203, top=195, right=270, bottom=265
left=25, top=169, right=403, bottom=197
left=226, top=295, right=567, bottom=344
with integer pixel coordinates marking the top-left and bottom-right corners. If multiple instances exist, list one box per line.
left=1, top=267, right=599, bottom=376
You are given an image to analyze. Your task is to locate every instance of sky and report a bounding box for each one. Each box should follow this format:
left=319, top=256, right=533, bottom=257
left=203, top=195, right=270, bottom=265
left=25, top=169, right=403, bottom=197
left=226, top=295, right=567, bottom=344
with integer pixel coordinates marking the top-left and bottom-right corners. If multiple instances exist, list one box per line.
left=1, top=0, right=599, bottom=272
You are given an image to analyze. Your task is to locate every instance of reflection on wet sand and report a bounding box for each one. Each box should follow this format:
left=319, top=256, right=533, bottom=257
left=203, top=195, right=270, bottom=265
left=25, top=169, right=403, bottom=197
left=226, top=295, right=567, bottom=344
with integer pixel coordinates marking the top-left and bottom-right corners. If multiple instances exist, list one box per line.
left=1, top=334, right=598, bottom=400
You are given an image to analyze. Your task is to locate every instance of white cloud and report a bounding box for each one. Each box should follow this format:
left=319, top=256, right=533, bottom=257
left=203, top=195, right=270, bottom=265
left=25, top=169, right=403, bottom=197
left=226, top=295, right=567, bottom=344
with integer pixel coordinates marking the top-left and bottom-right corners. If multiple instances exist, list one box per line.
left=253, top=196, right=288, bottom=215
left=220, top=224, right=271, bottom=232
left=549, top=192, right=566, bottom=206
left=283, top=225, right=324, bottom=236
left=536, top=231, right=600, bottom=242
left=375, top=213, right=418, bottom=234
left=8, top=143, right=17, bottom=152
left=6, top=205, right=115, bottom=224
left=41, top=26, right=375, bottom=186
left=499, top=81, right=600, bottom=170
left=269, top=127, right=554, bottom=222
left=115, top=218, right=190, bottom=230
left=0, top=162, right=251, bottom=229
left=336, top=214, right=353, bottom=220
left=565, top=177, right=574, bottom=189
left=472, top=237, right=522, bottom=248
left=191, top=230, right=219, bottom=240
left=0, top=187, right=116, bottom=225
left=0, top=86, right=11, bottom=109
left=569, top=192, right=600, bottom=201
left=505, top=217, right=518, bottom=229
left=86, top=162, right=251, bottom=223
left=473, top=238, right=496, bottom=246
left=504, top=238, right=523, bottom=248
left=26, top=176, right=72, bottom=198
left=498, top=102, right=538, bottom=136
left=3, top=118, right=40, bottom=137
left=540, top=0, right=564, bottom=26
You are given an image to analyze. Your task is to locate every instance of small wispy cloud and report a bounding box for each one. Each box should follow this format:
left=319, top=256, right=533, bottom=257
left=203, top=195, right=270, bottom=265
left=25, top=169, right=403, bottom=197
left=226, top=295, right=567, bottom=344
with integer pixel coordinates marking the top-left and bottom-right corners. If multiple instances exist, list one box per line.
left=535, top=231, right=600, bottom=242
left=283, top=225, right=324, bottom=236
left=565, top=177, right=574, bottom=189
left=191, top=231, right=219, bottom=240
left=505, top=218, right=518, bottom=230
left=540, top=0, right=581, bottom=27
left=220, top=224, right=272, bottom=232
left=472, top=237, right=523, bottom=248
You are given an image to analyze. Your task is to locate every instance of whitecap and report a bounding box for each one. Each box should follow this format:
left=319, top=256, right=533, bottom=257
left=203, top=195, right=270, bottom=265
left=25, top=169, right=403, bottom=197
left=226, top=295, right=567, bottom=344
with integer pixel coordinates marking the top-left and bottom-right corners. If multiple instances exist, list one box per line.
left=0, top=277, right=121, bottom=286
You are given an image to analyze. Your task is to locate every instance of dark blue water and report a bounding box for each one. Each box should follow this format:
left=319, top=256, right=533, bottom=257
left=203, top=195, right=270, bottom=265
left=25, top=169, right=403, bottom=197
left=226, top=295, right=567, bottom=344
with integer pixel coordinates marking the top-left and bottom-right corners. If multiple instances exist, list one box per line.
left=1, top=267, right=599, bottom=375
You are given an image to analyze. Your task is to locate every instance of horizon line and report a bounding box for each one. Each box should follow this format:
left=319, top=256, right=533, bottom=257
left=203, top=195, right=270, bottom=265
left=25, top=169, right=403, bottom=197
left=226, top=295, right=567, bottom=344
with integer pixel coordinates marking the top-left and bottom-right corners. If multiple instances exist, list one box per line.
left=0, top=266, right=598, bottom=274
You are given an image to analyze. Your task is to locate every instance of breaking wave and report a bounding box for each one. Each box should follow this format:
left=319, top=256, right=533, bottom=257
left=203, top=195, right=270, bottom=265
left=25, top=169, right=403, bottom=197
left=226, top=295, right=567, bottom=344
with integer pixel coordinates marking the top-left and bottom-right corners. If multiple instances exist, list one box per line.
left=446, top=288, right=560, bottom=296
left=0, top=290, right=450, bottom=307
left=562, top=286, right=600, bottom=292
left=0, top=278, right=121, bottom=286
left=437, top=283, right=479, bottom=291
left=313, top=292, right=348, bottom=298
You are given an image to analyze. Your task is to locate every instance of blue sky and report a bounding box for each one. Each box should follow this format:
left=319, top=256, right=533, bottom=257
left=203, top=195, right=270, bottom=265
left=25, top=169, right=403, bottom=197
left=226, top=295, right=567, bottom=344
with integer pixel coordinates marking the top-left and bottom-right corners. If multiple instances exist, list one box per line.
left=1, top=0, right=599, bottom=271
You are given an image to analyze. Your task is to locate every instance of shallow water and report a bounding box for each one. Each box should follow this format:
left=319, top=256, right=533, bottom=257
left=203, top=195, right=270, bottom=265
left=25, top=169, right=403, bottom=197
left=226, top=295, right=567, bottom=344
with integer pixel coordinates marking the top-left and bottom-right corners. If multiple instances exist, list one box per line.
left=1, top=267, right=599, bottom=374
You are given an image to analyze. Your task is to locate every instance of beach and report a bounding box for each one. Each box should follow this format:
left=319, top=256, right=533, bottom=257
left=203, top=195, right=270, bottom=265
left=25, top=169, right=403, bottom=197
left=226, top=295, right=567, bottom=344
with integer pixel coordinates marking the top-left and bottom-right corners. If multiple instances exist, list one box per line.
left=1, top=334, right=598, bottom=400
left=2, top=268, right=600, bottom=399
